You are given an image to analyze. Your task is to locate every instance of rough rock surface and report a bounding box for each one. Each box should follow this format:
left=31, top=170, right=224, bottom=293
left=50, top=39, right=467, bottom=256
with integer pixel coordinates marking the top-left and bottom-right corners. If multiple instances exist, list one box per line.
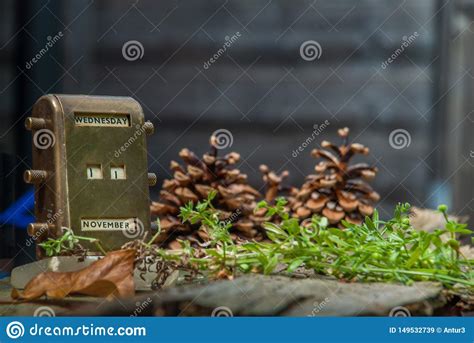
left=71, top=274, right=444, bottom=316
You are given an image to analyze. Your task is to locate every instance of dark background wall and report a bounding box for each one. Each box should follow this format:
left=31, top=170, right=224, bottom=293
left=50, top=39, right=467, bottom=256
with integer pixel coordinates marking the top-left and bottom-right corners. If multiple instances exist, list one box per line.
left=61, top=0, right=440, bottom=210
left=1, top=0, right=473, bottom=263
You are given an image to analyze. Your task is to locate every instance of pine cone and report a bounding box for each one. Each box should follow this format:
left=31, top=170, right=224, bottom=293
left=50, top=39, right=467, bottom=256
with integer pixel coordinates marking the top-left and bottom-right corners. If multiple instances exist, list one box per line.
left=259, top=165, right=291, bottom=203
left=150, top=135, right=264, bottom=248
left=238, top=164, right=296, bottom=231
left=291, top=127, right=379, bottom=227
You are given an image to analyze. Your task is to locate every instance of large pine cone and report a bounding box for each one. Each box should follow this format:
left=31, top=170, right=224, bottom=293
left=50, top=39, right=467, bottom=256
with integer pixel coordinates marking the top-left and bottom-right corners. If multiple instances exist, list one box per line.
left=289, top=127, right=379, bottom=227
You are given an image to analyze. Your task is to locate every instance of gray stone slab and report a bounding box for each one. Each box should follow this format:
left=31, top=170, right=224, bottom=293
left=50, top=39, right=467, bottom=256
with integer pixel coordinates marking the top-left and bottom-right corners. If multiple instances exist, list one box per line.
left=74, top=274, right=444, bottom=316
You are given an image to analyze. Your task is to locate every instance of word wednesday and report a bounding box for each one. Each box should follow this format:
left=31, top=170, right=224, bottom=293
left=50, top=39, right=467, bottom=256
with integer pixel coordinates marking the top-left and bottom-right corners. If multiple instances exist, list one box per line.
left=74, top=113, right=130, bottom=127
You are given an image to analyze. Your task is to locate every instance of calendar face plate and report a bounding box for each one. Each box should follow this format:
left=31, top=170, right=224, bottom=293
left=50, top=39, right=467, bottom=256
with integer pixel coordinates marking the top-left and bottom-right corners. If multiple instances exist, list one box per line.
left=26, top=94, right=154, bottom=256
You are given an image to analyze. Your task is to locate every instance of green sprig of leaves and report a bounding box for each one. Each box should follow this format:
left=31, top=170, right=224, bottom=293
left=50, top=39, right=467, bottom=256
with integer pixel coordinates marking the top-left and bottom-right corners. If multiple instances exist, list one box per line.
left=162, top=195, right=473, bottom=288
left=38, top=228, right=106, bottom=256
left=179, top=190, right=235, bottom=270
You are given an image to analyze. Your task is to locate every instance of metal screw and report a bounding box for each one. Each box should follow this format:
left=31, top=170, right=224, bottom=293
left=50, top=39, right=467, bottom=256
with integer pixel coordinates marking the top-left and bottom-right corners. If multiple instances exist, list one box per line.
left=25, top=117, right=47, bottom=130
left=24, top=170, right=48, bottom=184
left=143, top=121, right=154, bottom=135
left=148, top=173, right=157, bottom=186
left=27, top=223, right=51, bottom=237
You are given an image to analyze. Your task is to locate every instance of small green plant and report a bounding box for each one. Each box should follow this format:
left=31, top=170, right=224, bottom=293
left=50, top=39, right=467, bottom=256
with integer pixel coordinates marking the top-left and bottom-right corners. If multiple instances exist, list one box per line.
left=179, top=190, right=235, bottom=270
left=437, top=204, right=471, bottom=262
left=38, top=228, right=106, bottom=256
left=36, top=193, right=473, bottom=291
left=158, top=194, right=473, bottom=288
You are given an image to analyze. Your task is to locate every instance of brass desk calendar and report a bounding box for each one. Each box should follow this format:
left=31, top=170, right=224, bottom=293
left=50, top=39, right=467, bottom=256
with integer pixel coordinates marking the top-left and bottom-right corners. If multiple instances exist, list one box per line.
left=24, top=94, right=157, bottom=257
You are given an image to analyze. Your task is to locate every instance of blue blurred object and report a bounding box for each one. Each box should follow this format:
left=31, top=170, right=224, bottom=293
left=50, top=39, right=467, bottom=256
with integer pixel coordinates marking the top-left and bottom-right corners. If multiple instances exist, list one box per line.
left=0, top=190, right=34, bottom=229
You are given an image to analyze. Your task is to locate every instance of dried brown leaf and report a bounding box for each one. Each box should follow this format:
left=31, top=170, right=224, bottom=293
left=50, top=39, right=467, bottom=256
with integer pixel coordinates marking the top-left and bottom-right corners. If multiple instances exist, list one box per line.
left=11, top=249, right=136, bottom=300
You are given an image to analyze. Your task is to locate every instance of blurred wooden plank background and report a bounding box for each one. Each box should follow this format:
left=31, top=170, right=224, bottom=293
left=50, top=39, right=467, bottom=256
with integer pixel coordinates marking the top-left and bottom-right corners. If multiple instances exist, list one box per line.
left=0, top=0, right=472, bottom=259
left=63, top=1, right=438, bottom=214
